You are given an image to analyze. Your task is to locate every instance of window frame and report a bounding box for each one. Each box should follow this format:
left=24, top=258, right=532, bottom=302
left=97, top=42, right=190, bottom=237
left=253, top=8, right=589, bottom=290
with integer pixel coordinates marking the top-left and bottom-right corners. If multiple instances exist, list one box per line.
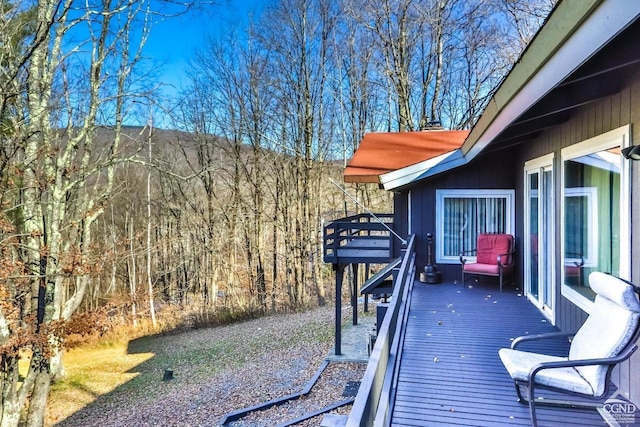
left=564, top=186, right=599, bottom=267
left=435, top=189, right=515, bottom=264
left=524, top=153, right=556, bottom=322
left=560, top=125, right=631, bottom=314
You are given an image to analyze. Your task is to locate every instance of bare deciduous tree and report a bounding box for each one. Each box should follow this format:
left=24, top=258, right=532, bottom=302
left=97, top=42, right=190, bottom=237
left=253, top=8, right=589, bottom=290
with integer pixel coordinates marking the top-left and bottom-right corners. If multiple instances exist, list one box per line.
left=0, top=0, right=559, bottom=423
left=0, top=0, right=187, bottom=423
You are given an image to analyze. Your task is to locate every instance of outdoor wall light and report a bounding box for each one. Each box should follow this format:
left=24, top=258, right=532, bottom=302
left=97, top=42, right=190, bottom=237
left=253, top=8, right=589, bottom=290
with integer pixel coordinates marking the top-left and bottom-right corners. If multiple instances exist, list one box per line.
left=622, top=145, right=640, bottom=160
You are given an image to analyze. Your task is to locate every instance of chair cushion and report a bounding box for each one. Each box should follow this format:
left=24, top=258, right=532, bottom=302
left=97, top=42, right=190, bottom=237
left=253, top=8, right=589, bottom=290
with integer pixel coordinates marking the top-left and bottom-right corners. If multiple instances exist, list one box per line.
left=590, top=271, right=640, bottom=313
left=476, top=234, right=512, bottom=265
left=464, top=263, right=513, bottom=275
left=463, top=263, right=499, bottom=275
left=499, top=348, right=594, bottom=395
left=568, top=272, right=640, bottom=396
left=565, top=265, right=582, bottom=278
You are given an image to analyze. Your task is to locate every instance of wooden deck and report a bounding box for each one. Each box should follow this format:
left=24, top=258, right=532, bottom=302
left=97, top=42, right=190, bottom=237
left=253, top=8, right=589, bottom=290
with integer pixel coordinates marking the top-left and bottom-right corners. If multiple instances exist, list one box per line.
left=390, top=281, right=609, bottom=426
left=331, top=238, right=392, bottom=264
left=323, top=213, right=394, bottom=265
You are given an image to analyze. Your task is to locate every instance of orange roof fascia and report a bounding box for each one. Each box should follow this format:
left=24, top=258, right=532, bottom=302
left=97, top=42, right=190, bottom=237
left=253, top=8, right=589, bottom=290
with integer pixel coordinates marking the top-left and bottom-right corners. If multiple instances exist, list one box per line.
left=343, top=130, right=469, bottom=183
left=343, top=166, right=390, bottom=183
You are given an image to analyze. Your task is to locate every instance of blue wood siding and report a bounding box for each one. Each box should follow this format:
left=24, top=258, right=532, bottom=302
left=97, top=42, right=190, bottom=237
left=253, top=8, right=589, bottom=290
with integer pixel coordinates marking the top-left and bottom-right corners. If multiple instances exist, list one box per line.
left=512, top=70, right=640, bottom=405
left=394, top=65, right=640, bottom=407
left=398, top=149, right=517, bottom=282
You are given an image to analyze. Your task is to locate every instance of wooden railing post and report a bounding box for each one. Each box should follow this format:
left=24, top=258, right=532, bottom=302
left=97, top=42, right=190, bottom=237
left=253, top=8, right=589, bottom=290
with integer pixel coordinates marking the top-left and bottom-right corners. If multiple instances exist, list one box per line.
left=334, top=263, right=345, bottom=356
left=351, top=263, right=358, bottom=326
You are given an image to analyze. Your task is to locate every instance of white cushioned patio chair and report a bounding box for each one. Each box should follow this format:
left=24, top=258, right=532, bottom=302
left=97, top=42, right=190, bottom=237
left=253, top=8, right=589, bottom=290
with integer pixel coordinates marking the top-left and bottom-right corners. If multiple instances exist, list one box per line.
left=499, top=271, right=640, bottom=426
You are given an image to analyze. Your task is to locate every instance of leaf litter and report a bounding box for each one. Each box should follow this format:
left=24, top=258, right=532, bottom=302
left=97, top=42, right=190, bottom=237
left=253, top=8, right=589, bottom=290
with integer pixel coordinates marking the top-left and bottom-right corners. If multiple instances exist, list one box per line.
left=50, top=304, right=368, bottom=427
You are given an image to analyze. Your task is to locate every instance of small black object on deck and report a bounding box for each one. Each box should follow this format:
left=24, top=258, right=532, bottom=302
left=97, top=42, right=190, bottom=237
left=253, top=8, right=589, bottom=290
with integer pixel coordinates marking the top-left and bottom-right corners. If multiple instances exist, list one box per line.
left=420, top=232, right=441, bottom=284
left=162, top=369, right=174, bottom=381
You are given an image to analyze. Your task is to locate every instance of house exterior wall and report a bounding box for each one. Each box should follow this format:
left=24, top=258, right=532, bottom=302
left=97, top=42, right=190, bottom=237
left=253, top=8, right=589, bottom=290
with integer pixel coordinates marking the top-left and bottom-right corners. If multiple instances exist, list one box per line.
left=397, top=71, right=640, bottom=404
left=392, top=192, right=409, bottom=259
left=513, top=76, right=640, bottom=403
left=397, top=149, right=517, bottom=281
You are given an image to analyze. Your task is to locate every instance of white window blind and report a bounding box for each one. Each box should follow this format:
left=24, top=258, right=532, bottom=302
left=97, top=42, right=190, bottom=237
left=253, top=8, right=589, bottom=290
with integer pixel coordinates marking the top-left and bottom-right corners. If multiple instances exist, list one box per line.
left=436, top=190, right=514, bottom=263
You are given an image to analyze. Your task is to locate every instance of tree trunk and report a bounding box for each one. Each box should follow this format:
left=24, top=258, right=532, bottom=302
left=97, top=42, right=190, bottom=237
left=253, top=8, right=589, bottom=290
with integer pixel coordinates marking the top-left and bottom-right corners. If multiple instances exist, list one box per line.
left=129, top=216, right=138, bottom=327
left=147, top=129, right=157, bottom=328
left=25, top=369, right=50, bottom=427
left=0, top=356, right=23, bottom=427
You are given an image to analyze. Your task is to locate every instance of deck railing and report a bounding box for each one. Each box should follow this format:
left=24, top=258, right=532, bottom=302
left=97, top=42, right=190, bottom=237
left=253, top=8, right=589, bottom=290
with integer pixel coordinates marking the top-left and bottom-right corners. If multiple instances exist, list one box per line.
left=323, top=213, right=394, bottom=264
left=346, top=234, right=416, bottom=427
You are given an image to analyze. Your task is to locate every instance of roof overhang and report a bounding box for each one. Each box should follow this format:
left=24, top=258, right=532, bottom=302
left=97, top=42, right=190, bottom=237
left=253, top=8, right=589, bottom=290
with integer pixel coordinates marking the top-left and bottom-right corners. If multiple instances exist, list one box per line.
left=464, top=0, right=640, bottom=159
left=381, top=0, right=640, bottom=190
left=379, top=149, right=464, bottom=190
left=344, top=130, right=469, bottom=184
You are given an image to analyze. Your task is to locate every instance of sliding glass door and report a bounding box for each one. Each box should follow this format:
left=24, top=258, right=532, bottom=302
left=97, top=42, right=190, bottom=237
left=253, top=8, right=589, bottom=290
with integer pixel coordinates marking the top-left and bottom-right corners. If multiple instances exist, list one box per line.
left=525, top=156, right=554, bottom=320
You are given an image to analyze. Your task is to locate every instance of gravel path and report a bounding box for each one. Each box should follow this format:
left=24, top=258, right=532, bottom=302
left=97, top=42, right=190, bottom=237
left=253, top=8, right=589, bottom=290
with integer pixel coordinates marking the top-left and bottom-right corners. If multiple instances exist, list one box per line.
left=54, top=304, right=367, bottom=427
left=228, top=362, right=365, bottom=427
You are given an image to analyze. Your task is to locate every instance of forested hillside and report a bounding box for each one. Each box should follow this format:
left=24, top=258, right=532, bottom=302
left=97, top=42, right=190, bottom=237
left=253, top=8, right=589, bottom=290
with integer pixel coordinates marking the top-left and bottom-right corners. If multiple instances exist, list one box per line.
left=86, top=126, right=388, bottom=319
left=0, top=0, right=555, bottom=424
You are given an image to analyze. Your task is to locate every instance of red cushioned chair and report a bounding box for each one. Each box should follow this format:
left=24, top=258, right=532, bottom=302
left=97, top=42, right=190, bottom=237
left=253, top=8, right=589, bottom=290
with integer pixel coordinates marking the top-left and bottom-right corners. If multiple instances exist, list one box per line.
left=459, top=233, right=515, bottom=292
left=565, top=252, right=585, bottom=287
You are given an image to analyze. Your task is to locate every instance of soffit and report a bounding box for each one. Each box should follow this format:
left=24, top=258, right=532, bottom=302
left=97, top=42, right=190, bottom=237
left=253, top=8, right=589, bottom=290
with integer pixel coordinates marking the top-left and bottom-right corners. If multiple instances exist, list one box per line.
left=387, top=0, right=640, bottom=190
left=464, top=0, right=640, bottom=159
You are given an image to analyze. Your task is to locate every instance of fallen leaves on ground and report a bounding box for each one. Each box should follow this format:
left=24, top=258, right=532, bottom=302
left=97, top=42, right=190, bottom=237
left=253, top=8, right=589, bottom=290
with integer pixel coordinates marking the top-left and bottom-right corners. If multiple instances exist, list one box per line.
left=48, top=304, right=368, bottom=427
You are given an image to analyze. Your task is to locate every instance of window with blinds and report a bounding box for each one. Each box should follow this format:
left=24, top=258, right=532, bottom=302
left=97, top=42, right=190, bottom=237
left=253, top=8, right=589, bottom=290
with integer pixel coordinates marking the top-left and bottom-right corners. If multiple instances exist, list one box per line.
left=435, top=190, right=515, bottom=263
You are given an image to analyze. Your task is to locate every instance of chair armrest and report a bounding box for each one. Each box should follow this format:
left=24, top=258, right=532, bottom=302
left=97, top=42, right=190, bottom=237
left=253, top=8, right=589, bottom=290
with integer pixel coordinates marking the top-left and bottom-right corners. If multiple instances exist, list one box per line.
left=497, top=247, right=516, bottom=267
left=529, top=344, right=639, bottom=384
left=497, top=253, right=512, bottom=267
left=566, top=252, right=585, bottom=267
left=511, top=331, right=576, bottom=350
left=459, top=249, right=477, bottom=264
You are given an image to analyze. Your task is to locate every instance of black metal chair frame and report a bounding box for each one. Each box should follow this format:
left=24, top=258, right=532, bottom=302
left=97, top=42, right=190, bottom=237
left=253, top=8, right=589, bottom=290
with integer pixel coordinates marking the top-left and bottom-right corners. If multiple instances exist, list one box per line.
left=508, top=280, right=640, bottom=426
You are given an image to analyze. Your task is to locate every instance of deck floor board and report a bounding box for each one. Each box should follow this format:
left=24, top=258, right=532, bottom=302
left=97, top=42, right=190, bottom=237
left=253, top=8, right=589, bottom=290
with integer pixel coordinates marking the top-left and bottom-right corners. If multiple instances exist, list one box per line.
left=389, top=282, right=609, bottom=426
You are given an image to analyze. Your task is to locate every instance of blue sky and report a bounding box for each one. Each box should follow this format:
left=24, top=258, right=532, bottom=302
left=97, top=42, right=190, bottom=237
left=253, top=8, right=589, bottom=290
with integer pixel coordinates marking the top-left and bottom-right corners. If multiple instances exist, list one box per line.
left=144, top=0, right=266, bottom=100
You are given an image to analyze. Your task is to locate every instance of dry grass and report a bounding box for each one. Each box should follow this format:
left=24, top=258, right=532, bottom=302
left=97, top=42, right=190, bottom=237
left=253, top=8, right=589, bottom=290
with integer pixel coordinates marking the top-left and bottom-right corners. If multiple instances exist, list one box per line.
left=46, top=346, right=155, bottom=426
left=45, top=305, right=339, bottom=426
